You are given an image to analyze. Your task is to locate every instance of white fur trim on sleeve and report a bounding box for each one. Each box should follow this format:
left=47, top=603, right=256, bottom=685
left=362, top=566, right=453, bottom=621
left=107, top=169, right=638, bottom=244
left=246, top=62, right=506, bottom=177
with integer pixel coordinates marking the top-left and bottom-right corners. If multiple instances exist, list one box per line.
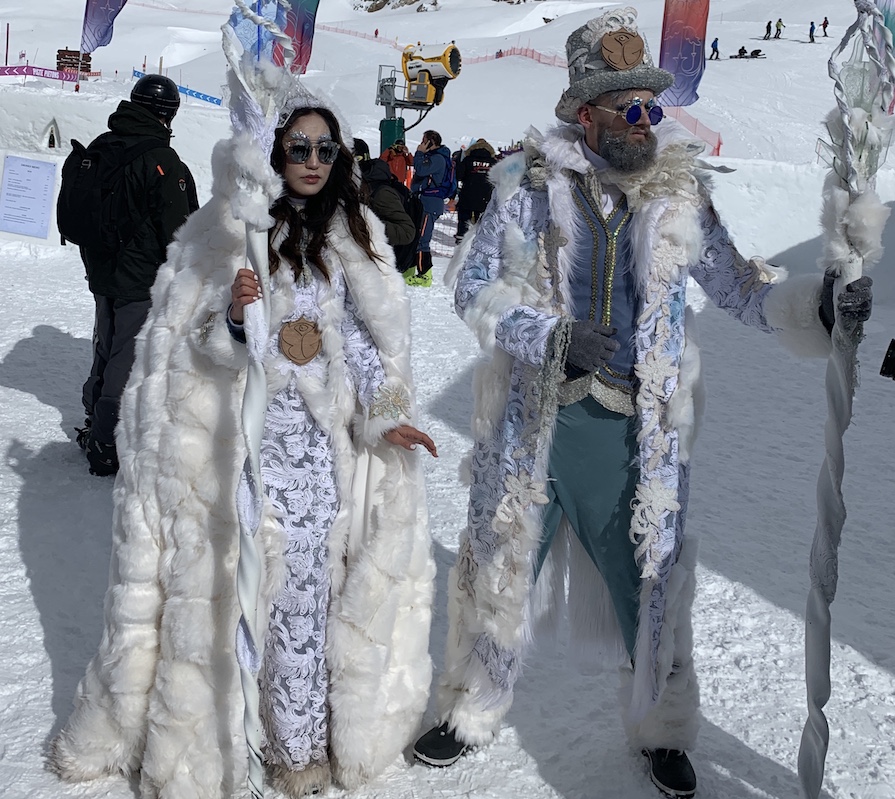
left=763, top=274, right=832, bottom=358
left=357, top=379, right=414, bottom=446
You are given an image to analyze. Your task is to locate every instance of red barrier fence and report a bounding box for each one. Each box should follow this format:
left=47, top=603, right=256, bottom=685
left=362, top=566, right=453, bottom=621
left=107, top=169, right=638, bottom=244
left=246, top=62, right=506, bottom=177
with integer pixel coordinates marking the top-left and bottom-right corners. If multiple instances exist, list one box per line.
left=317, top=23, right=405, bottom=50
left=317, top=23, right=568, bottom=68
left=316, top=24, right=722, bottom=154
left=464, top=46, right=566, bottom=68
left=664, top=106, right=722, bottom=155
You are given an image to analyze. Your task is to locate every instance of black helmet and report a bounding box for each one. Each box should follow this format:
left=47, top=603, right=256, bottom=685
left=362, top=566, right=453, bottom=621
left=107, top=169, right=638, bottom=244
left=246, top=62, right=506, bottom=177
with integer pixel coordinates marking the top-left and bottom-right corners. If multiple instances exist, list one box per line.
left=131, top=74, right=180, bottom=121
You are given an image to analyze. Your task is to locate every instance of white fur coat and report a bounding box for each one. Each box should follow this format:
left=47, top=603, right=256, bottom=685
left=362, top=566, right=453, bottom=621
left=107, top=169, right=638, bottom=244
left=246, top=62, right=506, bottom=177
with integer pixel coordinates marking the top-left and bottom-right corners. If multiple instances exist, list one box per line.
left=49, top=137, right=434, bottom=798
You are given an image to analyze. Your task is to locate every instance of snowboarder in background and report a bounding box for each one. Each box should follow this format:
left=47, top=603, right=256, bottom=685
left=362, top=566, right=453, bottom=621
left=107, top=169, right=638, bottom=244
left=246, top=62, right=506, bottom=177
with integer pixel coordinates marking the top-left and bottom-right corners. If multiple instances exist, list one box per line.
left=454, top=137, right=497, bottom=242
left=764, top=20, right=772, bottom=39
left=75, top=74, right=198, bottom=476
left=709, top=37, right=720, bottom=60
left=737, top=45, right=748, bottom=58
left=822, top=16, right=829, bottom=36
left=810, top=21, right=816, bottom=43
left=775, top=18, right=785, bottom=38
left=411, top=7, right=873, bottom=799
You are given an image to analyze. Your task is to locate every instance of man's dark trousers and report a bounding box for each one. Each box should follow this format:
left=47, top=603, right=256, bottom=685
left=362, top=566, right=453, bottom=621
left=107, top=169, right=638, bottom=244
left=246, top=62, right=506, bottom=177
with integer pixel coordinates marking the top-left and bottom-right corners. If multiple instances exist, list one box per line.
left=82, top=296, right=151, bottom=445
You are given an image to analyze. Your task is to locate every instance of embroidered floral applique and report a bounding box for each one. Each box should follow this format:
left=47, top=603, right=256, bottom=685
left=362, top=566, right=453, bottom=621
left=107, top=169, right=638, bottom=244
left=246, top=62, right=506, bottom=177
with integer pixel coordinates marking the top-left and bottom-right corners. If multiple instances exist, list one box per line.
left=491, top=472, right=549, bottom=593
left=369, top=384, right=411, bottom=421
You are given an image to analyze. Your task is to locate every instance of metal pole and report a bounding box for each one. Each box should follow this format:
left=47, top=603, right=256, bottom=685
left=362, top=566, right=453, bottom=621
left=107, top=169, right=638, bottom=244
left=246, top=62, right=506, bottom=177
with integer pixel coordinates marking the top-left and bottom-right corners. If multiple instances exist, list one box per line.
left=5, top=23, right=9, bottom=66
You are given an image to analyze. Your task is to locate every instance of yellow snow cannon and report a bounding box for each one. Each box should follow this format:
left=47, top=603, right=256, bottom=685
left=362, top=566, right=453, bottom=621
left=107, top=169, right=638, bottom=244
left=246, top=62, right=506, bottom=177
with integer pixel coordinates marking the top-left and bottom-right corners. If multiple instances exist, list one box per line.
left=401, top=42, right=461, bottom=105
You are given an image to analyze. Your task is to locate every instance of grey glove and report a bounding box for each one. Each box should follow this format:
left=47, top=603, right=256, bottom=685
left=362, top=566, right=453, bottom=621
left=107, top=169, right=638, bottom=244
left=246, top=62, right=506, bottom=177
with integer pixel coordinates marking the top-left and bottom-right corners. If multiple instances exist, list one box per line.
left=819, top=274, right=873, bottom=335
left=565, top=319, right=620, bottom=378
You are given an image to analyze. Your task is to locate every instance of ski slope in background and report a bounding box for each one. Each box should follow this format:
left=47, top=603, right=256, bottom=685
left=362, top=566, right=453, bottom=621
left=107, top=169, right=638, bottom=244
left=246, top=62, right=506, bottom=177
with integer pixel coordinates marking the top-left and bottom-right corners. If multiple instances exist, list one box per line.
left=0, top=1, right=893, bottom=797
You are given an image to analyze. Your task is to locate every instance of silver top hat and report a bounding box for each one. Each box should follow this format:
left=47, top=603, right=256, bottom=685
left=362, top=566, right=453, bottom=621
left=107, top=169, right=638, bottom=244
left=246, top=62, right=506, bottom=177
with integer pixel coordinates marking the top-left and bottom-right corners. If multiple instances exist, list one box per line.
left=555, top=7, right=675, bottom=123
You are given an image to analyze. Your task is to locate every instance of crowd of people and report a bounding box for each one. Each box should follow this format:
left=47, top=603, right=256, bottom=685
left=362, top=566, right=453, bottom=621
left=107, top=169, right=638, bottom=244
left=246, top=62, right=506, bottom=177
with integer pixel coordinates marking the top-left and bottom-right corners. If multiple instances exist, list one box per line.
left=49, top=6, right=875, bottom=799
left=353, top=130, right=500, bottom=285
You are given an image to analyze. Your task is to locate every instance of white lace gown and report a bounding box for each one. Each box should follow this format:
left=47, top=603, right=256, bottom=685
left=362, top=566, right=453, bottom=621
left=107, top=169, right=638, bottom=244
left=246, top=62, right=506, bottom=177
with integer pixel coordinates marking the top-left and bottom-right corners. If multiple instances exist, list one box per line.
left=258, top=266, right=386, bottom=773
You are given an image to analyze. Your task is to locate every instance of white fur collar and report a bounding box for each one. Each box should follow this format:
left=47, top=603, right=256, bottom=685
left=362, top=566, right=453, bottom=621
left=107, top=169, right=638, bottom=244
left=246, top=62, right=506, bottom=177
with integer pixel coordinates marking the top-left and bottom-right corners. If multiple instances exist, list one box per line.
left=488, top=123, right=703, bottom=215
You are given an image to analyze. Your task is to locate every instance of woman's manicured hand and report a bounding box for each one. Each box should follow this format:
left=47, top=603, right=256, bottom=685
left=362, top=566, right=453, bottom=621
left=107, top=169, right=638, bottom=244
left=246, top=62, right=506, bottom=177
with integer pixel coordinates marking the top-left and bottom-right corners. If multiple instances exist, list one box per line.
left=229, top=268, right=262, bottom=324
left=384, top=425, right=438, bottom=457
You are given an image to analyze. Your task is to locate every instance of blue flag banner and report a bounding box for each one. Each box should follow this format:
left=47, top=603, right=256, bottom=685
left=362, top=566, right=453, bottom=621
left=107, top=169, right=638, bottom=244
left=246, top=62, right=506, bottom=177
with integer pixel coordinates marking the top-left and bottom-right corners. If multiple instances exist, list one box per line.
left=81, top=0, right=129, bottom=54
left=658, top=0, right=711, bottom=107
left=226, top=0, right=320, bottom=73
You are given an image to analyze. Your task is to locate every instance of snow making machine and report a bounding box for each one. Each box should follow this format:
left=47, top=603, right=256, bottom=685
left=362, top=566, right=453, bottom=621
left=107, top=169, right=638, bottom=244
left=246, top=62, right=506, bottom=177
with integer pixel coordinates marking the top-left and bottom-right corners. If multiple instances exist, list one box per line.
left=375, top=41, right=462, bottom=150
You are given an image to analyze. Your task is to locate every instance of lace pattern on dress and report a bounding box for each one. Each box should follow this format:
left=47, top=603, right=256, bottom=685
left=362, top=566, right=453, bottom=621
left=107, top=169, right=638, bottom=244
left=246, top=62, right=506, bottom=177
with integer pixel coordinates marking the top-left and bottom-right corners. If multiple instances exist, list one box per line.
left=342, top=289, right=386, bottom=409
left=258, top=264, right=389, bottom=772
left=259, top=381, right=337, bottom=771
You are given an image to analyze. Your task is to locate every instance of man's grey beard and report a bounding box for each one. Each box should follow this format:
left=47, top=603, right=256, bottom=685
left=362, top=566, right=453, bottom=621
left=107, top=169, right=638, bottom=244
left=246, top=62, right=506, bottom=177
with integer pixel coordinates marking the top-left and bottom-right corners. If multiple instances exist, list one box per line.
left=598, top=128, right=658, bottom=173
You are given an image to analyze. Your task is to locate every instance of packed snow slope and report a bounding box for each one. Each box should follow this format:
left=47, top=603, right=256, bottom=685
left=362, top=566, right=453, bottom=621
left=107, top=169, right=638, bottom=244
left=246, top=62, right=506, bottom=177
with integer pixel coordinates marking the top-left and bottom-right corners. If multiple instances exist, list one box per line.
left=0, top=1, right=893, bottom=798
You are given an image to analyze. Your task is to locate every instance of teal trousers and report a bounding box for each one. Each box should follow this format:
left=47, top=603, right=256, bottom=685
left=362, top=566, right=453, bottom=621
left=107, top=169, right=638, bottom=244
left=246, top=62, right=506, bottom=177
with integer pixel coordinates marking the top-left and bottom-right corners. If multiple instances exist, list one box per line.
left=535, top=396, right=641, bottom=657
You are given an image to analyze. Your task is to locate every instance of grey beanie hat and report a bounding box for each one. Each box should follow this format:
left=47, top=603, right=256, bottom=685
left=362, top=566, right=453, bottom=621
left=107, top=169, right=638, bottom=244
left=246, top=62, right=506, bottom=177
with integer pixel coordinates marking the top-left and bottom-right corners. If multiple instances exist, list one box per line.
left=555, top=6, right=675, bottom=123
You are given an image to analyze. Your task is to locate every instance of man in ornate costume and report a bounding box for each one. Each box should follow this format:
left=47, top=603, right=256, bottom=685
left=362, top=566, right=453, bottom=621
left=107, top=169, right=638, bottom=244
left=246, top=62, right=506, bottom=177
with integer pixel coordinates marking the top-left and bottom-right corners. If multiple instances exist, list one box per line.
left=413, top=7, right=872, bottom=798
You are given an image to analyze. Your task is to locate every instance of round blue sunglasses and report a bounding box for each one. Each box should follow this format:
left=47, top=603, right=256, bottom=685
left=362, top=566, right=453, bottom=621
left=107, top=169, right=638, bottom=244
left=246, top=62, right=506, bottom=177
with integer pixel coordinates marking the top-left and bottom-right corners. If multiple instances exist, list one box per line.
left=591, top=96, right=664, bottom=126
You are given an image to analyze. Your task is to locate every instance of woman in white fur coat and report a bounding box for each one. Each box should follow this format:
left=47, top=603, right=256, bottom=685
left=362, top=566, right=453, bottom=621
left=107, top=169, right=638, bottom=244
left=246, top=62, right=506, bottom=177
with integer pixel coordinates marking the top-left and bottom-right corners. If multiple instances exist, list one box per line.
left=50, top=90, right=437, bottom=799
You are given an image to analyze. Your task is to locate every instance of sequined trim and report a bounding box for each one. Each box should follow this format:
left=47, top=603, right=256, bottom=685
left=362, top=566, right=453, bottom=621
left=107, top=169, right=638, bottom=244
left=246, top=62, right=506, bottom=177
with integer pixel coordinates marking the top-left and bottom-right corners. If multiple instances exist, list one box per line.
left=369, top=384, right=411, bottom=421
left=557, top=371, right=636, bottom=416
left=198, top=311, right=216, bottom=345
left=571, top=173, right=632, bottom=325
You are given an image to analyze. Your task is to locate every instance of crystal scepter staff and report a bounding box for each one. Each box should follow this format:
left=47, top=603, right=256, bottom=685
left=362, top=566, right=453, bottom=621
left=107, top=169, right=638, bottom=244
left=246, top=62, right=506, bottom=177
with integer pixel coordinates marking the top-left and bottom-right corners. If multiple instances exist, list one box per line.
left=221, top=3, right=297, bottom=795
left=800, top=2, right=895, bottom=796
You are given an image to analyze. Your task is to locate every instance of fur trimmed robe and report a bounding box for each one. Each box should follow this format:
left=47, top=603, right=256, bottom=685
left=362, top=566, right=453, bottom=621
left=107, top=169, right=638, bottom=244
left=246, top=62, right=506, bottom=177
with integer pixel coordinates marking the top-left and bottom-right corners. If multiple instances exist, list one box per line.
left=437, top=122, right=832, bottom=752
left=50, top=136, right=434, bottom=798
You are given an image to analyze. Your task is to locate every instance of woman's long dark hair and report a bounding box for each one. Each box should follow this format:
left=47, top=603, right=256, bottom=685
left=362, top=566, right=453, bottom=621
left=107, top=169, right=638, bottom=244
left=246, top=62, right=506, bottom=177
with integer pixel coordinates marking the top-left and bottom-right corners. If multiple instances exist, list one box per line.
left=268, top=106, right=381, bottom=282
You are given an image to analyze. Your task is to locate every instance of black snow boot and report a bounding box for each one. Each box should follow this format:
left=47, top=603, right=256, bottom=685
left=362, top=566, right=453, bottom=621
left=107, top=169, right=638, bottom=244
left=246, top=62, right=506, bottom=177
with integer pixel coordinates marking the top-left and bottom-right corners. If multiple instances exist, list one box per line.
left=75, top=418, right=92, bottom=451
left=86, top=436, right=119, bottom=477
left=642, top=749, right=697, bottom=798
left=413, top=722, right=471, bottom=767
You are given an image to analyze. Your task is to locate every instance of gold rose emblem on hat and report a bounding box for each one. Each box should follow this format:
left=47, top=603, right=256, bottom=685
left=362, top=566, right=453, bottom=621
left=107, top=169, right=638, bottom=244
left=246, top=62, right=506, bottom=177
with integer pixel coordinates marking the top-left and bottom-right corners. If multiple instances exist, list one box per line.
left=279, top=317, right=322, bottom=365
left=600, top=30, right=645, bottom=71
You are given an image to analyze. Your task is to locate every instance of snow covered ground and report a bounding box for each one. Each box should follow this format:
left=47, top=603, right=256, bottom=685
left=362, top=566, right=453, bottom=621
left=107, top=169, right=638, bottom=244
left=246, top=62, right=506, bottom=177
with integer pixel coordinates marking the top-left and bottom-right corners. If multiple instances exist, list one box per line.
left=0, top=1, right=893, bottom=798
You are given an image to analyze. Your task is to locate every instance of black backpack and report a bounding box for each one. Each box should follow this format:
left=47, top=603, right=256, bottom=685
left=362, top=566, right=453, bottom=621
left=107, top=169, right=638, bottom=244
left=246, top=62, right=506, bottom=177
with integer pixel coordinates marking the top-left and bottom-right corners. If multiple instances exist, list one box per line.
left=57, top=134, right=161, bottom=254
left=376, top=178, right=424, bottom=273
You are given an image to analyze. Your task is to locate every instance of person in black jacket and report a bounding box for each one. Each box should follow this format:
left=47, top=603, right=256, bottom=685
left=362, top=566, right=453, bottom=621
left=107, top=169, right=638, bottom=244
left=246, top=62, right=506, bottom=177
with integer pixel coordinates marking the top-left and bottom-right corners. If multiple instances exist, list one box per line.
left=359, top=157, right=416, bottom=249
left=78, top=74, right=198, bottom=476
left=455, top=138, right=497, bottom=243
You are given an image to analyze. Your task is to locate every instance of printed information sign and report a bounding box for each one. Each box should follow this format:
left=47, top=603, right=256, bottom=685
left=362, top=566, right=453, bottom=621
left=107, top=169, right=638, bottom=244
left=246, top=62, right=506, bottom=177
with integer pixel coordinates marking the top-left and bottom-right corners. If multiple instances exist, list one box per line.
left=0, top=156, right=57, bottom=239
